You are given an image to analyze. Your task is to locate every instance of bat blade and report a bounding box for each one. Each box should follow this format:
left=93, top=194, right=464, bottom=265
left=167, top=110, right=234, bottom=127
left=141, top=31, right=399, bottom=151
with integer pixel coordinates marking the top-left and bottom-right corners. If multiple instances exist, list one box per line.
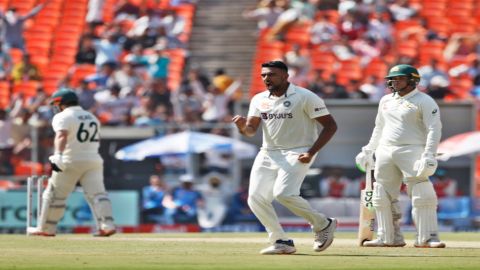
left=358, top=189, right=375, bottom=246
left=358, top=163, right=375, bottom=246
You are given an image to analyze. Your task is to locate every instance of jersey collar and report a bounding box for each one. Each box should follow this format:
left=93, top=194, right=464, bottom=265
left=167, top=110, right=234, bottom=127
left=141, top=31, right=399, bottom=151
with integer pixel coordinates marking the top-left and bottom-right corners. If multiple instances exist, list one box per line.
left=395, top=88, right=419, bottom=99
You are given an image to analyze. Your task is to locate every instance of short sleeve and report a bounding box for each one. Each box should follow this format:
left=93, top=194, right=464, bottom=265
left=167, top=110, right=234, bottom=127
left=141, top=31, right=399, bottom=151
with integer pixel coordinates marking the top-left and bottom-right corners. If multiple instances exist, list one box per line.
left=247, top=94, right=262, bottom=118
left=51, top=114, right=69, bottom=132
left=304, top=92, right=330, bottom=118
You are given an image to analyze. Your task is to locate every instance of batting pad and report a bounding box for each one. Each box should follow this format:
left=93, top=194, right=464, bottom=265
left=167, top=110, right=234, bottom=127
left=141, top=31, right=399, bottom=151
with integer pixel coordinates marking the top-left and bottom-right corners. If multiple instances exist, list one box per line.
left=86, top=193, right=115, bottom=231
left=38, top=188, right=67, bottom=235
left=372, top=183, right=394, bottom=244
left=411, top=181, right=439, bottom=244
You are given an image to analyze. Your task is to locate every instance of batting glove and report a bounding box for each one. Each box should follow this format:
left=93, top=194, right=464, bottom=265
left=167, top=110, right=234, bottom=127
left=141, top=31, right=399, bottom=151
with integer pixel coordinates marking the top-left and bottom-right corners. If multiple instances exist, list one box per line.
left=355, top=147, right=374, bottom=172
left=413, top=153, right=437, bottom=178
left=49, top=153, right=66, bottom=172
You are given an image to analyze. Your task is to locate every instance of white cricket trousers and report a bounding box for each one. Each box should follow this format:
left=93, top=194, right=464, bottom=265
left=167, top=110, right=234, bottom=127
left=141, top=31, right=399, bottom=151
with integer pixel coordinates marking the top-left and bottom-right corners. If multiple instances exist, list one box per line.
left=248, top=147, right=329, bottom=243
left=40, top=160, right=112, bottom=234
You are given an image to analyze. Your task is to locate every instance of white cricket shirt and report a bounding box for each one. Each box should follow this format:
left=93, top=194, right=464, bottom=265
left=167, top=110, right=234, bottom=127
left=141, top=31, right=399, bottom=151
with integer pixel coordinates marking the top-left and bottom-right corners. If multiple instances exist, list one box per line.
left=248, top=84, right=330, bottom=150
left=367, top=89, right=442, bottom=154
left=52, top=106, right=103, bottom=162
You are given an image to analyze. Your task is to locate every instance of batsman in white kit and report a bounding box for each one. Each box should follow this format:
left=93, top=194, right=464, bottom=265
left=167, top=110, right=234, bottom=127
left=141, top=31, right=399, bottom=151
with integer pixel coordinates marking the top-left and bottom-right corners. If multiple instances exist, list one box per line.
left=355, top=64, right=445, bottom=248
left=233, top=61, right=338, bottom=254
left=28, top=89, right=116, bottom=237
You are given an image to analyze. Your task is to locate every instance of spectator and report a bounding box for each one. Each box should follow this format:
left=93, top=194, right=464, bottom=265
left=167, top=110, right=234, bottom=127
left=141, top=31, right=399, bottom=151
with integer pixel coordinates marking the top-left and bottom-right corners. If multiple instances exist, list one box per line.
left=0, top=1, right=50, bottom=52
left=11, top=54, right=41, bottom=83
left=75, top=80, right=97, bottom=111
left=197, top=173, right=229, bottom=229
left=124, top=44, right=149, bottom=68
left=142, top=175, right=168, bottom=223
left=94, top=84, right=134, bottom=126
left=224, top=181, right=258, bottom=224
left=319, top=167, right=351, bottom=198
left=160, top=10, right=186, bottom=39
left=443, top=33, right=480, bottom=62
left=202, top=80, right=241, bottom=123
left=86, top=0, right=104, bottom=27
left=114, top=0, right=141, bottom=22
left=242, top=0, right=282, bottom=31
left=0, top=40, right=12, bottom=79
left=431, top=169, right=458, bottom=198
left=0, top=109, right=14, bottom=175
left=84, top=61, right=117, bottom=89
left=147, top=45, right=170, bottom=80
left=418, top=59, right=449, bottom=90
left=310, top=14, right=339, bottom=45
left=284, top=44, right=310, bottom=76
left=75, top=36, right=97, bottom=65
left=307, top=69, right=327, bottom=96
left=143, top=78, right=173, bottom=114
left=111, top=61, right=143, bottom=97
left=163, top=174, right=204, bottom=224
left=359, top=75, right=386, bottom=101
left=426, top=75, right=452, bottom=100
left=388, top=0, right=419, bottom=21
left=93, top=32, right=123, bottom=67
left=172, top=81, right=204, bottom=124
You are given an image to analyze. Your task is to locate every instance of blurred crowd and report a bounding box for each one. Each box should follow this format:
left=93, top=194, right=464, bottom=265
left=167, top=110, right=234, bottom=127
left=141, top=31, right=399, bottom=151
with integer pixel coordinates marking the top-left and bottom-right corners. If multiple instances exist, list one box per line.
left=0, top=0, right=244, bottom=176
left=245, top=0, right=480, bottom=101
left=141, top=173, right=258, bottom=228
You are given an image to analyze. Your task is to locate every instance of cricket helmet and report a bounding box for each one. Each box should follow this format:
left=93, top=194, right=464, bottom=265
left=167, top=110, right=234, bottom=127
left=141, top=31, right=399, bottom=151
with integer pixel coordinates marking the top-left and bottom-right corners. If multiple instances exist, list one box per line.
left=50, top=88, right=79, bottom=106
left=385, top=64, right=421, bottom=81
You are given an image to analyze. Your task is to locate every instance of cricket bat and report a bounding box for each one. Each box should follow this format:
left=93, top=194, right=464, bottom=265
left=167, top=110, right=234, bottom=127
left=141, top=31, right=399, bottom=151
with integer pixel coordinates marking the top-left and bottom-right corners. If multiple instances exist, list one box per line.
left=358, top=160, right=376, bottom=246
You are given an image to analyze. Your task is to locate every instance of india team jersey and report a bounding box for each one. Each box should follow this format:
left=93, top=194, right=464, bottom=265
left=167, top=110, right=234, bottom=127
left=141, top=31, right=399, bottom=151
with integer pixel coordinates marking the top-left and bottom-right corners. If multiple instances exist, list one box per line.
left=368, top=89, right=442, bottom=154
left=248, top=84, right=330, bottom=150
left=52, top=106, right=103, bottom=162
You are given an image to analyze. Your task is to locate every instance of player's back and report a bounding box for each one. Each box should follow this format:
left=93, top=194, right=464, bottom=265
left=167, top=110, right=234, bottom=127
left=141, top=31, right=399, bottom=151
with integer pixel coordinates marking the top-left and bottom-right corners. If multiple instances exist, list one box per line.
left=52, top=106, right=103, bottom=162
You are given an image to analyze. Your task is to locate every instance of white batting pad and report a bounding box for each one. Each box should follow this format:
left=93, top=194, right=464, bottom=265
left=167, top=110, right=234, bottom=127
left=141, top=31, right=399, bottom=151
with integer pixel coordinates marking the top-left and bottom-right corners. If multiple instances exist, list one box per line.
left=372, top=183, right=394, bottom=244
left=411, top=181, right=440, bottom=244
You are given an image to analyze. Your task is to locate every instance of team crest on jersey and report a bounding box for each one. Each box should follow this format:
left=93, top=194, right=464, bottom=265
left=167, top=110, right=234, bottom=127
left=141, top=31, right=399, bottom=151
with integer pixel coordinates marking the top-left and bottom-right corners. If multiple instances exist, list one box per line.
left=260, top=101, right=272, bottom=110
left=283, top=101, right=291, bottom=107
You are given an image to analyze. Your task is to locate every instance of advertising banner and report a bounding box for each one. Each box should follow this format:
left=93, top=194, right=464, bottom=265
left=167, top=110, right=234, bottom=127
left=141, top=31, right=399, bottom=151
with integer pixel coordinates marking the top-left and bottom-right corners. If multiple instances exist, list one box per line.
left=0, top=190, right=139, bottom=228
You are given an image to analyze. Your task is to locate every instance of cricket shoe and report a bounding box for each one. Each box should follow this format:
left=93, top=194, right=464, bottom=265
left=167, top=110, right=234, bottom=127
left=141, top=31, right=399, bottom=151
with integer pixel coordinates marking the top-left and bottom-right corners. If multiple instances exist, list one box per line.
left=313, top=218, right=337, bottom=252
left=93, top=229, right=116, bottom=237
left=414, top=239, right=446, bottom=248
left=27, top=228, right=55, bottom=237
left=363, top=238, right=406, bottom=247
left=260, top=239, right=296, bottom=255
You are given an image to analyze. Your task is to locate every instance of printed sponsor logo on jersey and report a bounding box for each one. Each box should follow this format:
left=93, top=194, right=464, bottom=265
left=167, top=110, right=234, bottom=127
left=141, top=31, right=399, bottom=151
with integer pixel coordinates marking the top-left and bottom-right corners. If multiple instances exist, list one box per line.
left=283, top=101, right=291, bottom=107
left=260, top=101, right=272, bottom=110
left=314, top=107, right=326, bottom=112
left=432, top=109, right=438, bottom=115
left=260, top=113, right=293, bottom=120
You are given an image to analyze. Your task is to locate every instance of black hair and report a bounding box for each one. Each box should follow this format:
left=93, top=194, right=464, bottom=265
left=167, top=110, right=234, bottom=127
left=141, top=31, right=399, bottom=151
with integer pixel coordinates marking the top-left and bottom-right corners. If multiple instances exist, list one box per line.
left=261, top=61, right=288, bottom=72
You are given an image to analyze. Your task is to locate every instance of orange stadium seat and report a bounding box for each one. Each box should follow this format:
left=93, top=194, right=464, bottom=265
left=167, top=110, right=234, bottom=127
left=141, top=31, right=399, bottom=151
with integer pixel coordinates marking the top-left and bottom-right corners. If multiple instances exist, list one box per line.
left=364, top=58, right=388, bottom=78
left=12, top=81, right=41, bottom=97
left=0, top=81, right=10, bottom=108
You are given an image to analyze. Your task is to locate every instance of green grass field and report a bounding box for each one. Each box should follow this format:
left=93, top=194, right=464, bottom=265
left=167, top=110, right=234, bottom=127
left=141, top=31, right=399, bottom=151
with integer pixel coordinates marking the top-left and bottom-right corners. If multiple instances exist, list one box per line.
left=1, top=232, right=479, bottom=270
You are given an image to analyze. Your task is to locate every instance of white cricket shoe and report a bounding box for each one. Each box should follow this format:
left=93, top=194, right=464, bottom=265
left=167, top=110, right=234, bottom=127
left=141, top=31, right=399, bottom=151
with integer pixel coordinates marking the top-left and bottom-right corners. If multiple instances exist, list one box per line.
left=363, top=238, right=406, bottom=247
left=313, top=218, right=337, bottom=252
left=260, top=239, right=296, bottom=255
left=27, top=227, right=55, bottom=237
left=414, top=239, right=446, bottom=248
